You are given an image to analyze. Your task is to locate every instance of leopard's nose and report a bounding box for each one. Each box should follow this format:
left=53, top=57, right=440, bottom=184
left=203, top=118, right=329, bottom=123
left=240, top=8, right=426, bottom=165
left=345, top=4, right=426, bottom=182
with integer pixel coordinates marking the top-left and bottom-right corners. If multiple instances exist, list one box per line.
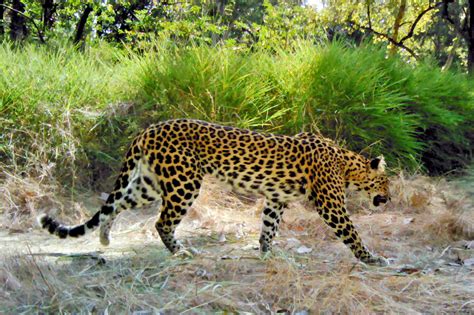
left=373, top=195, right=388, bottom=207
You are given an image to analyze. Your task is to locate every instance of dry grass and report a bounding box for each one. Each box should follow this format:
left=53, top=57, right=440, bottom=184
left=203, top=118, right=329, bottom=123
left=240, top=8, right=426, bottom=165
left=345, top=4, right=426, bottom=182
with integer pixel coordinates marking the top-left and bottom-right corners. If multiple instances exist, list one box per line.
left=1, top=173, right=473, bottom=313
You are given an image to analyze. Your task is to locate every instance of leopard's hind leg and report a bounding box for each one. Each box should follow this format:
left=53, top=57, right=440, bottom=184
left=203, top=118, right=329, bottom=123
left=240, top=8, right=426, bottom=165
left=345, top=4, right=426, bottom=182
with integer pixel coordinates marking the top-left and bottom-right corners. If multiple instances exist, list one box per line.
left=99, top=157, right=162, bottom=246
left=153, top=153, right=203, bottom=253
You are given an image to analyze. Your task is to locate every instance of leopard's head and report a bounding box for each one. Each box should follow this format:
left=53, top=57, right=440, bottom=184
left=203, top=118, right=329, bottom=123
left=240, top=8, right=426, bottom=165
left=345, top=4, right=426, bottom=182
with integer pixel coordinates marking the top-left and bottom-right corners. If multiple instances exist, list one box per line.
left=348, top=155, right=390, bottom=207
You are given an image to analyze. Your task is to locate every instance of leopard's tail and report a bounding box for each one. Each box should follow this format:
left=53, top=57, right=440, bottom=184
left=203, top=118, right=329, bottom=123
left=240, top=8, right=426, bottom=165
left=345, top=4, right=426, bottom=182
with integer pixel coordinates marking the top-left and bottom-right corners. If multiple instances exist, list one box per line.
left=37, top=179, right=128, bottom=239
left=38, top=132, right=147, bottom=241
left=37, top=209, right=103, bottom=239
left=37, top=174, right=127, bottom=240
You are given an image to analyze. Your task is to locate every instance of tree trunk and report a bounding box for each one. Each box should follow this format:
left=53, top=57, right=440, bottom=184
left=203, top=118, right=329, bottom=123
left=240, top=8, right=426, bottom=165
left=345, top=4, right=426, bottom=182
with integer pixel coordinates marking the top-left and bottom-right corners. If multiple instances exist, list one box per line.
left=468, top=39, right=474, bottom=74
left=442, top=40, right=457, bottom=71
left=390, top=0, right=407, bottom=55
left=42, top=0, right=55, bottom=31
left=468, top=0, right=474, bottom=74
left=73, top=4, right=92, bottom=45
left=0, top=0, right=4, bottom=36
left=10, top=0, right=27, bottom=41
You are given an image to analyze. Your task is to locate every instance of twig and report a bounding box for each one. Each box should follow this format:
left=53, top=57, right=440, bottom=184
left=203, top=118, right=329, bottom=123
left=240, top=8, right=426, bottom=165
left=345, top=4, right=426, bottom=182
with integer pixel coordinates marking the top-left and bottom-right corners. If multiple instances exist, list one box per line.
left=160, top=274, right=170, bottom=289
left=180, top=292, right=231, bottom=314
left=27, top=251, right=105, bottom=261
left=354, top=22, right=418, bottom=59
left=26, top=243, right=54, bottom=292
left=399, top=279, right=416, bottom=293
left=438, top=245, right=451, bottom=258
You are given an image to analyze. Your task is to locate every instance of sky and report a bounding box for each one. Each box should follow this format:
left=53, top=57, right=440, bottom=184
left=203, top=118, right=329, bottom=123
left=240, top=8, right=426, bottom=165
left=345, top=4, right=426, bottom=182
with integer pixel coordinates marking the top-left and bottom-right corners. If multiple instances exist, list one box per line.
left=304, top=0, right=325, bottom=11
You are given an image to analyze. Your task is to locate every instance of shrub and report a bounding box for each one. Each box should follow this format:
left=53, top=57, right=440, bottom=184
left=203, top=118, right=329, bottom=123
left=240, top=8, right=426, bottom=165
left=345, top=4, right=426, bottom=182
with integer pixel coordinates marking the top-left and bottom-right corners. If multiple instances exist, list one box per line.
left=0, top=42, right=126, bottom=186
left=133, top=41, right=473, bottom=173
left=1, top=40, right=472, bottom=188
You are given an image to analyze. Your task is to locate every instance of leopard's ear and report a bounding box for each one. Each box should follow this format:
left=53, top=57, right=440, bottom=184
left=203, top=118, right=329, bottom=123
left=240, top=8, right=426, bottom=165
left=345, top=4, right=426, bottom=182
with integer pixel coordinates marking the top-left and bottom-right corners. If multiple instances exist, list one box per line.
left=369, top=155, right=386, bottom=173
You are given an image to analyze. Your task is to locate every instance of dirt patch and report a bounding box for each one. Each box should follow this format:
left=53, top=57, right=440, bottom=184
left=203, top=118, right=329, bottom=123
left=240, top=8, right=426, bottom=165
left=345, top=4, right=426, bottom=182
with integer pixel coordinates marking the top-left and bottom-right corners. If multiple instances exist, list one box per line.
left=1, top=175, right=473, bottom=313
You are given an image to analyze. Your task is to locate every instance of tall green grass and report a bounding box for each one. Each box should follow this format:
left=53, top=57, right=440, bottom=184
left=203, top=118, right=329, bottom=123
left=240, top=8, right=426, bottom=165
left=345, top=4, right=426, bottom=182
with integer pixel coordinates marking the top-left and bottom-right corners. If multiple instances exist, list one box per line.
left=0, top=40, right=472, bottom=189
left=130, top=43, right=287, bottom=128
left=0, top=42, right=128, bottom=184
left=131, top=42, right=473, bottom=173
left=260, top=43, right=421, bottom=165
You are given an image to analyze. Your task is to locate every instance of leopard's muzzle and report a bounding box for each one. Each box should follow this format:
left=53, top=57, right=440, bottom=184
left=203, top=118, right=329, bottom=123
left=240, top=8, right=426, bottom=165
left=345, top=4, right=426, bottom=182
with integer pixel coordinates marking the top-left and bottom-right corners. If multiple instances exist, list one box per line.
left=373, top=195, right=389, bottom=207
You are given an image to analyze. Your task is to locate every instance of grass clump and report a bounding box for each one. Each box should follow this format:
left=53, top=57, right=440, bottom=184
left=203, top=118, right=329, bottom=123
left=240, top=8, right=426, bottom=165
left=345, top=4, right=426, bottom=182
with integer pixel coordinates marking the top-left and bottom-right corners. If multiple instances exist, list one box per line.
left=133, top=41, right=473, bottom=172
left=403, top=63, right=474, bottom=173
left=0, top=42, right=131, bottom=187
left=131, top=44, right=287, bottom=129
left=0, top=44, right=104, bottom=164
left=1, top=40, right=473, bottom=189
left=264, top=43, right=421, bottom=167
left=305, top=43, right=473, bottom=174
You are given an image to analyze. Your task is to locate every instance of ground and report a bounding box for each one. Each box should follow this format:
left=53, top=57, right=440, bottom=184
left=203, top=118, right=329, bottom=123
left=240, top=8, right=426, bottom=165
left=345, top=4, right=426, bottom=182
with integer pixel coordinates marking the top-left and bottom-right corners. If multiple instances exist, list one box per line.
left=1, top=174, right=473, bottom=313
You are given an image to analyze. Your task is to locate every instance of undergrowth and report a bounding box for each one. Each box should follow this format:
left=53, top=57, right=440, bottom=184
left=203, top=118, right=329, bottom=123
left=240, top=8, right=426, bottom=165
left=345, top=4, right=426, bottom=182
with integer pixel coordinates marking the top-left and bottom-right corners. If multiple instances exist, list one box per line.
left=0, top=40, right=473, bottom=189
left=1, top=175, right=473, bottom=313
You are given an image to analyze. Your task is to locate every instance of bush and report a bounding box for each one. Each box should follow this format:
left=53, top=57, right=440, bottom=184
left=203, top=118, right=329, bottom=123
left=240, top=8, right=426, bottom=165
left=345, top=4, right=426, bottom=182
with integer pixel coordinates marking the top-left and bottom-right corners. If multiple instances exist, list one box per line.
left=1, top=40, right=472, bottom=189
left=133, top=41, right=473, bottom=173
left=0, top=42, right=127, bottom=186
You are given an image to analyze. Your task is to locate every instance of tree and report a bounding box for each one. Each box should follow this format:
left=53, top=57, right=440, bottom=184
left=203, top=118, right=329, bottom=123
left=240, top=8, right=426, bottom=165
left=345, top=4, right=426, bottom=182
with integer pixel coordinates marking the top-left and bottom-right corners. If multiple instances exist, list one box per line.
left=322, top=0, right=443, bottom=59
left=10, top=0, right=27, bottom=41
left=0, top=0, right=4, bottom=36
left=442, top=0, right=474, bottom=73
left=73, top=4, right=92, bottom=45
left=41, top=0, right=56, bottom=32
left=96, top=1, right=152, bottom=42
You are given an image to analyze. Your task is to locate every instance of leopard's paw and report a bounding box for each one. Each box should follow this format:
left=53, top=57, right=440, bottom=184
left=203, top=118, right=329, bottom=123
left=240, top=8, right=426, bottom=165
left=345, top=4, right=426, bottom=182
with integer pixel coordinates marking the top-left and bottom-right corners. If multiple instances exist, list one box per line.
left=99, top=235, right=110, bottom=246
left=362, top=255, right=390, bottom=266
left=173, top=248, right=194, bottom=259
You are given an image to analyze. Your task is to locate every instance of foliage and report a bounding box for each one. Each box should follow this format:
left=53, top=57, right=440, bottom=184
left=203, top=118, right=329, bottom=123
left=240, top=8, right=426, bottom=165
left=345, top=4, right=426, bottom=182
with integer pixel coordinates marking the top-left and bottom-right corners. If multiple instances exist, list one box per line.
left=131, top=43, right=287, bottom=127
left=1, top=41, right=472, bottom=189
left=320, top=0, right=438, bottom=49
left=0, top=42, right=128, bottom=185
left=1, top=1, right=473, bottom=72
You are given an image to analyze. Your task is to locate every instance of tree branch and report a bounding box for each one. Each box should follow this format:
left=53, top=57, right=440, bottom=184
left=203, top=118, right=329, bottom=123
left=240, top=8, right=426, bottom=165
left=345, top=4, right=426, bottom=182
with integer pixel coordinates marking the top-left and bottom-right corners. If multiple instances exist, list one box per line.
left=366, top=0, right=372, bottom=29
left=354, top=1, right=446, bottom=59
left=399, top=2, right=443, bottom=44
left=0, top=3, right=45, bottom=43
left=355, top=22, right=418, bottom=58
left=73, top=4, right=92, bottom=45
left=441, top=0, right=468, bottom=40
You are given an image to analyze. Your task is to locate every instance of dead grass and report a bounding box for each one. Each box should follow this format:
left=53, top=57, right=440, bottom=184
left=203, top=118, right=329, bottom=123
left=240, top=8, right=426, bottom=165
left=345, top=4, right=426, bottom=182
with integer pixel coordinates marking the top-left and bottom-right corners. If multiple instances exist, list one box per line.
left=0, top=169, right=96, bottom=232
left=0, top=173, right=473, bottom=313
left=0, top=169, right=62, bottom=230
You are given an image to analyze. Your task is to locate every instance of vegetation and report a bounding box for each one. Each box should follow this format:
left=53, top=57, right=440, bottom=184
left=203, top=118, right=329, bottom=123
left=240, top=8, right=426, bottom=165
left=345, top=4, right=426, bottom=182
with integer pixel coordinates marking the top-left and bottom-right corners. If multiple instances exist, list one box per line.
left=0, top=1, right=473, bottom=313
left=1, top=1, right=474, bottom=70
left=0, top=1, right=472, bottom=184
left=1, top=40, right=473, bottom=189
left=1, top=174, right=473, bottom=313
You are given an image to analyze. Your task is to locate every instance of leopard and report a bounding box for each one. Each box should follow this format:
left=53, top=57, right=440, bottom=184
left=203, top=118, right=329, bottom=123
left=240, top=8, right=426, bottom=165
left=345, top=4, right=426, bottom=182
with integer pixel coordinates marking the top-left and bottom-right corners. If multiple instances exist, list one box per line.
left=39, top=119, right=390, bottom=265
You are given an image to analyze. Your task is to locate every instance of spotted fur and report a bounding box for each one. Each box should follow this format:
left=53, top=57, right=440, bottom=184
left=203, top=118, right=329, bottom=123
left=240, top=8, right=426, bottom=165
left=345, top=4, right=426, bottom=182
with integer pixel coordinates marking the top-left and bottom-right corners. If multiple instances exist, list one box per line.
left=39, top=119, right=390, bottom=265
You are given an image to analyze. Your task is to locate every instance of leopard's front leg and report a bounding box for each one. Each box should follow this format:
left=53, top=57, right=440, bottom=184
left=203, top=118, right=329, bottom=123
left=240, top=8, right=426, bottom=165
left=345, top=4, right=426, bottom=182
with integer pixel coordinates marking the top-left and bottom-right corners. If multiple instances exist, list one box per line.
left=259, top=200, right=286, bottom=253
left=325, top=207, right=387, bottom=266
left=310, top=175, right=387, bottom=266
